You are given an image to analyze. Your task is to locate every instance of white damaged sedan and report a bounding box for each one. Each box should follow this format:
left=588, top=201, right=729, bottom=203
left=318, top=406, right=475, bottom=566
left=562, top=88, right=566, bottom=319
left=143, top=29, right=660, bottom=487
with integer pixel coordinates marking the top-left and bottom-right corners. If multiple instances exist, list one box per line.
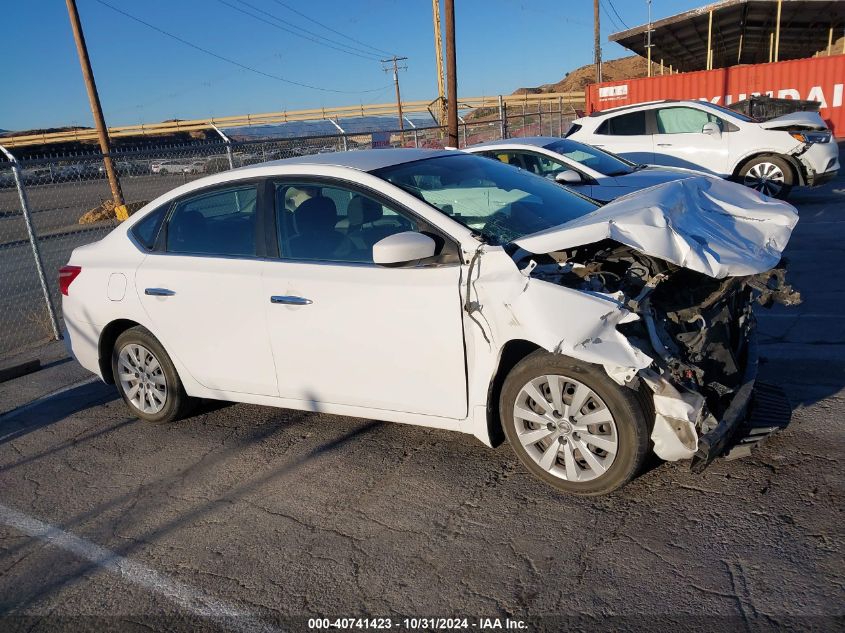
left=61, top=149, right=800, bottom=495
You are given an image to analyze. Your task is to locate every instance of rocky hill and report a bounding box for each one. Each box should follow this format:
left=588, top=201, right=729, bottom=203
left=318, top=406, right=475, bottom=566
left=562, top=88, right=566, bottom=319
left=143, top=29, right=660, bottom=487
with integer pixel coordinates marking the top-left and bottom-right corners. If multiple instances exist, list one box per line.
left=513, top=55, right=650, bottom=95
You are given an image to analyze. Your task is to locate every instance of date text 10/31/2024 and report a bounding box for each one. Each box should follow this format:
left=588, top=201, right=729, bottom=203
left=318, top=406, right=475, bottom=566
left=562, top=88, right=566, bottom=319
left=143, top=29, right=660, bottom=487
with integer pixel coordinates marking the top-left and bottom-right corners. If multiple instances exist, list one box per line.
left=307, top=617, right=528, bottom=630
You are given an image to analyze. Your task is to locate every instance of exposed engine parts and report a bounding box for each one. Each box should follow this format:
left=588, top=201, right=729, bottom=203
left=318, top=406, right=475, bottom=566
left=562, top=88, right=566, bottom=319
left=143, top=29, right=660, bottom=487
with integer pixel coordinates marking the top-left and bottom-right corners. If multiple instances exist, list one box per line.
left=516, top=239, right=801, bottom=431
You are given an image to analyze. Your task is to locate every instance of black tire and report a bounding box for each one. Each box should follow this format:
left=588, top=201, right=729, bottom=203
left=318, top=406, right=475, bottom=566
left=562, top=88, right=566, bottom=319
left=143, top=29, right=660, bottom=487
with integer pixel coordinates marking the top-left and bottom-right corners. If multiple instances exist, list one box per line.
left=499, top=351, right=649, bottom=496
left=111, top=326, right=195, bottom=423
left=737, top=155, right=794, bottom=199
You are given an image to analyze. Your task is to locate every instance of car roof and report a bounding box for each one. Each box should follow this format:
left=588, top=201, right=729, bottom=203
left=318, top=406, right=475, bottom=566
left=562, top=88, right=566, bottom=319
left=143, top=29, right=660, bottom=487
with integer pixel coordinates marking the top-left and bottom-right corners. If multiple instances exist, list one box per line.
left=588, top=99, right=724, bottom=117
left=245, top=148, right=454, bottom=173
left=468, top=136, right=561, bottom=150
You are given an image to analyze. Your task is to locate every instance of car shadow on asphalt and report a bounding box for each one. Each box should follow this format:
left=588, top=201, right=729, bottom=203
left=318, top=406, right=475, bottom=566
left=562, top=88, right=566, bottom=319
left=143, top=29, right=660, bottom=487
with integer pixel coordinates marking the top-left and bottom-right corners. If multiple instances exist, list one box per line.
left=0, top=380, right=118, bottom=447
left=5, top=415, right=384, bottom=613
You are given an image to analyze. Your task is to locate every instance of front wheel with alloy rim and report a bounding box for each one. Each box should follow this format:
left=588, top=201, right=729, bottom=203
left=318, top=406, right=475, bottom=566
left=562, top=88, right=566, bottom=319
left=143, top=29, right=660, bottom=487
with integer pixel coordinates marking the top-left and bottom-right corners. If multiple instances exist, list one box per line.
left=111, top=326, right=195, bottom=423
left=500, top=351, right=649, bottom=496
left=738, top=155, right=793, bottom=199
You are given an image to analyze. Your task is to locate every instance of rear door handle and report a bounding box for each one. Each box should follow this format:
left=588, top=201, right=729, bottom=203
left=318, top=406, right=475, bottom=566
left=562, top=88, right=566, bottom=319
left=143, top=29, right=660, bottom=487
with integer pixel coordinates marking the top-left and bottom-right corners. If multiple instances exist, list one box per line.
left=270, top=295, right=313, bottom=305
left=656, top=143, right=673, bottom=147
left=145, top=288, right=175, bottom=296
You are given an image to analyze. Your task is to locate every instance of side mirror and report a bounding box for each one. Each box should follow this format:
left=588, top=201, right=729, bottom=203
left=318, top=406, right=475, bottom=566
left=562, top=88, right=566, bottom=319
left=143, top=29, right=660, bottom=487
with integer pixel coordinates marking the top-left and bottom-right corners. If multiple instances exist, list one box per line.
left=373, top=231, right=436, bottom=265
left=554, top=169, right=583, bottom=184
left=702, top=122, right=721, bottom=136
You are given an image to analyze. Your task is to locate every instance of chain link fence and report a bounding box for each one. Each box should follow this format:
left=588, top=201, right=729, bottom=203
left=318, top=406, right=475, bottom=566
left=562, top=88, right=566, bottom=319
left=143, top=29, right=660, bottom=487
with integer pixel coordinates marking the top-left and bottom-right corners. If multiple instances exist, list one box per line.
left=0, top=103, right=579, bottom=358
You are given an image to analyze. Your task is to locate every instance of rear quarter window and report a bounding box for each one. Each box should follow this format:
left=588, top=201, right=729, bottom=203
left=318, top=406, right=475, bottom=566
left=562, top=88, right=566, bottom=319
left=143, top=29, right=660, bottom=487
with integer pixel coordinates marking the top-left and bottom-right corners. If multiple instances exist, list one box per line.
left=130, top=205, right=167, bottom=250
left=596, top=110, right=647, bottom=136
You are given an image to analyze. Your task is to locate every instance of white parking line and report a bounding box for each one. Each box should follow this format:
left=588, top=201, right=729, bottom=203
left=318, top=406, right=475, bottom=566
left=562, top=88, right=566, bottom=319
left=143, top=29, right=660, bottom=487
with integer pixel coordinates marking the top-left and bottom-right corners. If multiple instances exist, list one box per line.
left=0, top=502, right=279, bottom=633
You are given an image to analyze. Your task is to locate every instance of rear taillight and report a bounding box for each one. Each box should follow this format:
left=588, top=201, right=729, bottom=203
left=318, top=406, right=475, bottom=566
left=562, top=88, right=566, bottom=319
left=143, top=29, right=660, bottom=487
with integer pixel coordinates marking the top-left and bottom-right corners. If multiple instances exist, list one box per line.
left=59, top=265, right=82, bottom=296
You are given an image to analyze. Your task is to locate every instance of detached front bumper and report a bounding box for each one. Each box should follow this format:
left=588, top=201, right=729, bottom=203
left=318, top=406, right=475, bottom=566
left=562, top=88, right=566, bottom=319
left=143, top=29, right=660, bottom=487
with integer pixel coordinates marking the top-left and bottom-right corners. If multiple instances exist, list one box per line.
left=798, top=141, right=840, bottom=187
left=689, top=332, right=792, bottom=472
left=806, top=167, right=839, bottom=187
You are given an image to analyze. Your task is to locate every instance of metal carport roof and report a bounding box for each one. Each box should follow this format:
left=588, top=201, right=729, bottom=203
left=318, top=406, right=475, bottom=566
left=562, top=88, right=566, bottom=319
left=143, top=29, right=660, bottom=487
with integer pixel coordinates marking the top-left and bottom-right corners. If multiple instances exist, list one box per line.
left=609, top=0, right=845, bottom=72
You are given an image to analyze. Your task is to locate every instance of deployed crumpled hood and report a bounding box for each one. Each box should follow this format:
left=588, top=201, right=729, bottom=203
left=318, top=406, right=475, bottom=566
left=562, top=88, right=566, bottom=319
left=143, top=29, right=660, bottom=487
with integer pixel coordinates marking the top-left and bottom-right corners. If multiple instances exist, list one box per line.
left=513, top=176, right=798, bottom=278
left=758, top=111, right=828, bottom=130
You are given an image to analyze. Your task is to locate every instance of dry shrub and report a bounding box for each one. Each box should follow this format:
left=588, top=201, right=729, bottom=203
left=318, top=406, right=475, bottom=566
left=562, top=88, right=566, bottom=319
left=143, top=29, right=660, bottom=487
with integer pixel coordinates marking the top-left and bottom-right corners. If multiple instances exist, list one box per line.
left=79, top=199, right=148, bottom=224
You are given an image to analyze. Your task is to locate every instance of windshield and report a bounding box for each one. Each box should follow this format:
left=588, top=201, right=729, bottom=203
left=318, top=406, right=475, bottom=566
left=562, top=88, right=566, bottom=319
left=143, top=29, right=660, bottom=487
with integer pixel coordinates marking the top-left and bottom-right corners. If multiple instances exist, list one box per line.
left=698, top=101, right=757, bottom=123
left=373, top=153, right=599, bottom=245
left=545, top=139, right=635, bottom=176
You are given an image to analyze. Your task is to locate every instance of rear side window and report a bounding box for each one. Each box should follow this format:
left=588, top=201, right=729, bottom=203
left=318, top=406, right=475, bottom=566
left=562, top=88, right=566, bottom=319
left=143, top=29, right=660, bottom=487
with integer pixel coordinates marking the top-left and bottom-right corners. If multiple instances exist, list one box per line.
left=596, top=111, right=647, bottom=136
left=165, top=185, right=258, bottom=256
left=131, top=206, right=166, bottom=250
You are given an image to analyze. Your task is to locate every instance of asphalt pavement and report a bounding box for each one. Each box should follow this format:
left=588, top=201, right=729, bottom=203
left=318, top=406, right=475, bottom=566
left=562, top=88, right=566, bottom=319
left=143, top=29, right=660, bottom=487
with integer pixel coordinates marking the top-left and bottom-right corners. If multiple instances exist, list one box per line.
left=0, top=172, right=842, bottom=632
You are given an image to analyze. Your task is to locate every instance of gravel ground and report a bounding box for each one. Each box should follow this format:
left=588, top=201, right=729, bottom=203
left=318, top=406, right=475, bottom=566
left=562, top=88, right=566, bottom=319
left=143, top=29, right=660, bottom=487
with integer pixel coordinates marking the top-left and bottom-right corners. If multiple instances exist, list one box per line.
left=0, top=172, right=842, bottom=632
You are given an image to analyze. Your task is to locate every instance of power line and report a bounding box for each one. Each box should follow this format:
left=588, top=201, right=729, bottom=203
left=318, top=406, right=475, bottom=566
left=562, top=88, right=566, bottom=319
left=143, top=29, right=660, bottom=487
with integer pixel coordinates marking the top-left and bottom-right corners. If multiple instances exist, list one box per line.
left=108, top=51, right=284, bottom=116
left=605, top=0, right=629, bottom=30
left=599, top=0, right=623, bottom=32
left=91, top=0, right=392, bottom=94
left=269, top=0, right=393, bottom=57
left=218, top=0, right=383, bottom=61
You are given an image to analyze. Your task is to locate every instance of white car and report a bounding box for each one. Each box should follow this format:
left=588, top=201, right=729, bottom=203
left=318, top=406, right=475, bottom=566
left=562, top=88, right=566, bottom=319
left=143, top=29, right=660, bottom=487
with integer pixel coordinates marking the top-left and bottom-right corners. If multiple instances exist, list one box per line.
left=567, top=100, right=839, bottom=198
left=466, top=136, right=702, bottom=202
left=152, top=159, right=206, bottom=175
left=61, top=149, right=800, bottom=495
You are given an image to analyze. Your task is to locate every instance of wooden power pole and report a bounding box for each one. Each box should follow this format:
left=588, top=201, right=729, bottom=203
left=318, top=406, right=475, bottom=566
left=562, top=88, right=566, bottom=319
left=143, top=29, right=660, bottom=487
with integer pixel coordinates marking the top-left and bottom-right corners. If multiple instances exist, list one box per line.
left=593, top=0, right=602, bottom=83
left=382, top=56, right=408, bottom=131
left=65, top=0, right=125, bottom=214
left=432, top=0, right=447, bottom=126
left=444, top=0, right=458, bottom=147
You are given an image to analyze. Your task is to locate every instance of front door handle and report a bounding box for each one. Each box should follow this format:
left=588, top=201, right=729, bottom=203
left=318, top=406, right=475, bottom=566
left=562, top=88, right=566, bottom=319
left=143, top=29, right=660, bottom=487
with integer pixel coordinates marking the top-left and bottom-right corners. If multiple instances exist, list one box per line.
left=270, top=295, right=313, bottom=305
left=656, top=143, right=673, bottom=147
left=145, top=288, right=175, bottom=296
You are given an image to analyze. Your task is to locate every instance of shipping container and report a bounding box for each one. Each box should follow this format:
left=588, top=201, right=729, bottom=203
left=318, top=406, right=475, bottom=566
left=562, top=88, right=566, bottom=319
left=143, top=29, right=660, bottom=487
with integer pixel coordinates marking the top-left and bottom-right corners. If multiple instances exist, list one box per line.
left=586, top=54, right=845, bottom=137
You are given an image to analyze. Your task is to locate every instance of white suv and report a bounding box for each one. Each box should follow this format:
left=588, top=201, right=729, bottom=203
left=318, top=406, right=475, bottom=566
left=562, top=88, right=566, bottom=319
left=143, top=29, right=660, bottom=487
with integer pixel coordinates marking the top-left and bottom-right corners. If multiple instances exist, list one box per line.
left=567, top=99, right=839, bottom=198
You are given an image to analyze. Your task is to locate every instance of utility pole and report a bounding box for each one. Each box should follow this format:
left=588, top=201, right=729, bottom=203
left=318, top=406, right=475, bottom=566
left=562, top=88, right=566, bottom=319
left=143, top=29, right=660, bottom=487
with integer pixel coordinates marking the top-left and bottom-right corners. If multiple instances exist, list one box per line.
left=593, top=0, right=602, bottom=83
left=646, top=0, right=653, bottom=76
left=382, top=56, right=408, bottom=131
left=444, top=0, right=458, bottom=147
left=432, top=0, right=447, bottom=126
left=65, top=0, right=125, bottom=214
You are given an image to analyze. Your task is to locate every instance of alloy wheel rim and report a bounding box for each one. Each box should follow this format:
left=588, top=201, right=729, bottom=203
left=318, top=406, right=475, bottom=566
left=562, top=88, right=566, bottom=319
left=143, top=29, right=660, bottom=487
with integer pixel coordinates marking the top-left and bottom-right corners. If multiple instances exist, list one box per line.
left=513, top=375, right=618, bottom=483
left=744, top=162, right=784, bottom=197
left=118, top=343, right=167, bottom=414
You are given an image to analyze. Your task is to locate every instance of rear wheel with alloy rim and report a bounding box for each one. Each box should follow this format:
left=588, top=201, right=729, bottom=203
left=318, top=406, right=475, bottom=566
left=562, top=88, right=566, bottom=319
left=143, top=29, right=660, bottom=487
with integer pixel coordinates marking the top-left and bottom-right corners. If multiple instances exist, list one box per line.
left=739, top=155, right=793, bottom=199
left=500, top=351, right=649, bottom=495
left=111, top=326, right=195, bottom=423
left=118, top=343, right=167, bottom=414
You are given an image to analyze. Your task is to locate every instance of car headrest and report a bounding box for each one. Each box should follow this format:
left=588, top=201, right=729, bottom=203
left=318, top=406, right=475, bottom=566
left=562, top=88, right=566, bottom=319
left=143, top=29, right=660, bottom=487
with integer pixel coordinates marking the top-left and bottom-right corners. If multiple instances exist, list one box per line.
left=294, top=196, right=337, bottom=233
left=347, top=195, right=383, bottom=226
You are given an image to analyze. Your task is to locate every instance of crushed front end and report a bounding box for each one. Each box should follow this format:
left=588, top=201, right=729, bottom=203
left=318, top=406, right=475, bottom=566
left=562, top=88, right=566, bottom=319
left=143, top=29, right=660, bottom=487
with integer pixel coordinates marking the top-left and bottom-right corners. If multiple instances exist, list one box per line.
left=515, top=240, right=801, bottom=469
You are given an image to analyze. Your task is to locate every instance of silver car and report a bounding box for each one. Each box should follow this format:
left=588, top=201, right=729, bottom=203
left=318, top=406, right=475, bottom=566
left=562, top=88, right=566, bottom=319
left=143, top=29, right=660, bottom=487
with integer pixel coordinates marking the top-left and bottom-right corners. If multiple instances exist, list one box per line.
left=467, top=136, right=703, bottom=202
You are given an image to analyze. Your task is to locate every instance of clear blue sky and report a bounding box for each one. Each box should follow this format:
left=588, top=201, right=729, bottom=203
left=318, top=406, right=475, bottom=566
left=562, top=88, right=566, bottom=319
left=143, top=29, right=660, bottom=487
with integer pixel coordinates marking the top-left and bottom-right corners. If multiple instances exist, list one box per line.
left=3, top=0, right=703, bottom=131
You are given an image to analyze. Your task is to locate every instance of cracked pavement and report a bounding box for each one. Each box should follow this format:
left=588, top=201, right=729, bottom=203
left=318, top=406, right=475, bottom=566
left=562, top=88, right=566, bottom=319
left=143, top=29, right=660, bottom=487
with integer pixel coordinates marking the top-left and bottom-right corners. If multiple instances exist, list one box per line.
left=0, top=173, right=843, bottom=632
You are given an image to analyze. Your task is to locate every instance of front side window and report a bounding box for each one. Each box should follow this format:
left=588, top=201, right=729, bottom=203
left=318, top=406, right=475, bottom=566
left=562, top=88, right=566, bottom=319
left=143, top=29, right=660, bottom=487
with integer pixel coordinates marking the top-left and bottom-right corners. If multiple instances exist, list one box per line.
left=166, top=185, right=257, bottom=256
left=490, top=151, right=571, bottom=179
left=374, top=153, right=599, bottom=246
left=275, top=182, right=418, bottom=263
left=596, top=110, right=647, bottom=136
left=655, top=106, right=722, bottom=134
left=545, top=140, right=634, bottom=176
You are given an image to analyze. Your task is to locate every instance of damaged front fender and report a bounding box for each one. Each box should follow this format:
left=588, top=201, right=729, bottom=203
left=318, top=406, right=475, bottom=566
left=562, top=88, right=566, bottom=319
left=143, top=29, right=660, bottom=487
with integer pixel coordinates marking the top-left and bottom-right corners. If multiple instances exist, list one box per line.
left=470, top=249, right=653, bottom=385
